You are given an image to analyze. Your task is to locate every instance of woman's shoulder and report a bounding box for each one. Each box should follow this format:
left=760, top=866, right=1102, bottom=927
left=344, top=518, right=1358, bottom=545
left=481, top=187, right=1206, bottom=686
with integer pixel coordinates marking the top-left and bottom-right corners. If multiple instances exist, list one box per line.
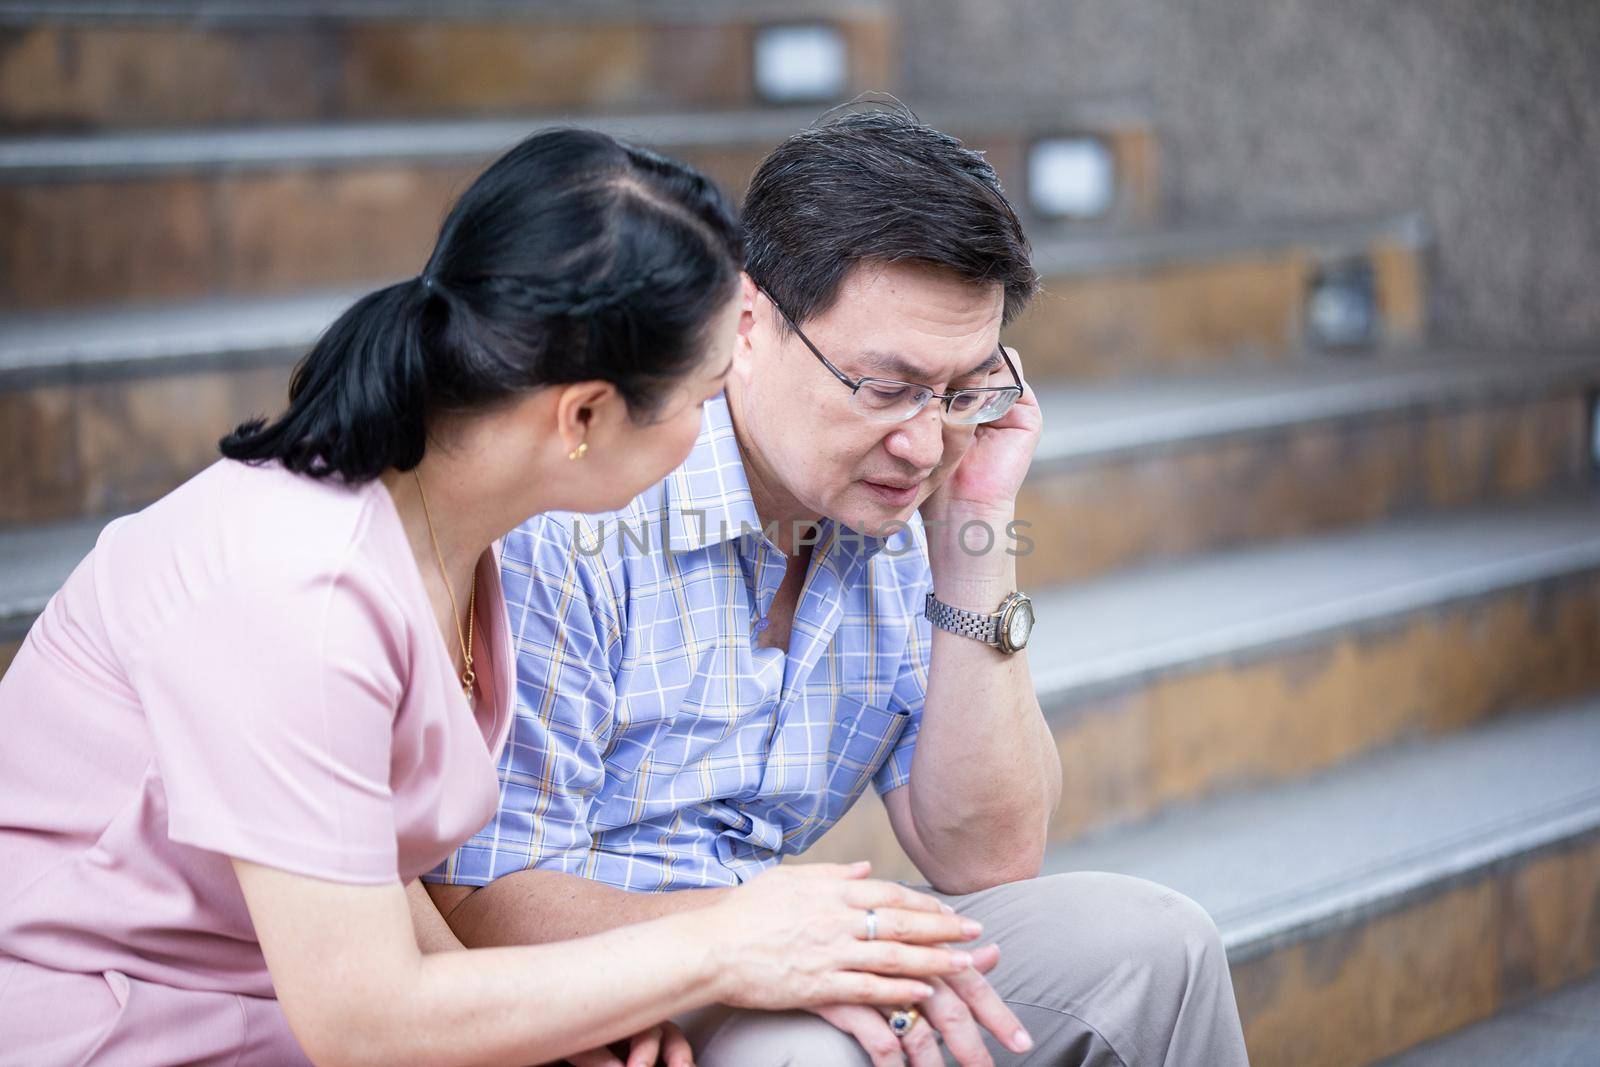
left=101, top=459, right=415, bottom=628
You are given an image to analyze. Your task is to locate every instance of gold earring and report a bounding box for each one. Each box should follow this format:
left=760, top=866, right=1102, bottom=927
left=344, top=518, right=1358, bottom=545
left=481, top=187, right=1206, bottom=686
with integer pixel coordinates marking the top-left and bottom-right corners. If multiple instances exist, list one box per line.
left=568, top=441, right=589, bottom=461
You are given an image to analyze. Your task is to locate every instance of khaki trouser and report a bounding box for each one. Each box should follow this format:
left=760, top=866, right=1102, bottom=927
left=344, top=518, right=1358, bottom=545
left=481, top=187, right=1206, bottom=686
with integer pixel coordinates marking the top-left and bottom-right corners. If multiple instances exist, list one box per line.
left=678, top=871, right=1251, bottom=1066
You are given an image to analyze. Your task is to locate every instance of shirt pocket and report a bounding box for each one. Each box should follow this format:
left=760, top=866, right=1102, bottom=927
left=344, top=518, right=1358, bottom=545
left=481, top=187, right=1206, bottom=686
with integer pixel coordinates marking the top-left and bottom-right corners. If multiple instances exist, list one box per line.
left=824, top=695, right=912, bottom=805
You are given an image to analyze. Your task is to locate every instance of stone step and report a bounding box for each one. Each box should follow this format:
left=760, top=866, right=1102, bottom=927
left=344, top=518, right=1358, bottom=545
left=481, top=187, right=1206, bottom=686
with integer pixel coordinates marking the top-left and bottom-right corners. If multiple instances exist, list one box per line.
left=1017, top=350, right=1600, bottom=585
left=0, top=514, right=101, bottom=676
left=0, top=292, right=338, bottom=525
left=0, top=0, right=895, bottom=129
left=808, top=499, right=1600, bottom=867
left=0, top=101, right=1158, bottom=311
left=1045, top=697, right=1600, bottom=1067
left=1374, top=971, right=1600, bottom=1066
left=0, top=294, right=1585, bottom=541
left=1012, top=214, right=1428, bottom=380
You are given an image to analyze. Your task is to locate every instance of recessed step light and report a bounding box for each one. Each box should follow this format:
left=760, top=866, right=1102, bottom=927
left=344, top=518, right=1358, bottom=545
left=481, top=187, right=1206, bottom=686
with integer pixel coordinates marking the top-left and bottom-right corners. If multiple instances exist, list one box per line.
left=1305, top=255, right=1379, bottom=350
left=753, top=23, right=848, bottom=105
left=1026, top=136, right=1115, bottom=220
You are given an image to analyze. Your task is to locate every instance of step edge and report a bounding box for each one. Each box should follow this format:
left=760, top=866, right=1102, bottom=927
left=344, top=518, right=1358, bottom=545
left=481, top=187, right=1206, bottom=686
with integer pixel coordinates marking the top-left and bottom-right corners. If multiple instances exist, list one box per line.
left=1030, top=355, right=1600, bottom=468
left=1221, top=794, right=1600, bottom=964
left=0, top=98, right=1145, bottom=179
left=1029, top=212, right=1430, bottom=277
left=1035, top=531, right=1600, bottom=705
left=0, top=289, right=366, bottom=385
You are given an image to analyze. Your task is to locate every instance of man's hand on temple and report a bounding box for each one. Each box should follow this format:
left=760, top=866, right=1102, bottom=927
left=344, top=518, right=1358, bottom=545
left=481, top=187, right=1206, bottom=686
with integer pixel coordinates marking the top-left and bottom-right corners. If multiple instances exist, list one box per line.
left=919, top=347, right=1041, bottom=538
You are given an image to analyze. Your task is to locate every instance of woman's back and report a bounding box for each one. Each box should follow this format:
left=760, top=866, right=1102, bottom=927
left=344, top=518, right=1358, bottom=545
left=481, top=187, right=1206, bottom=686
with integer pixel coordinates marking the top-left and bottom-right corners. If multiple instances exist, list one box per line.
left=0, top=458, right=512, bottom=1000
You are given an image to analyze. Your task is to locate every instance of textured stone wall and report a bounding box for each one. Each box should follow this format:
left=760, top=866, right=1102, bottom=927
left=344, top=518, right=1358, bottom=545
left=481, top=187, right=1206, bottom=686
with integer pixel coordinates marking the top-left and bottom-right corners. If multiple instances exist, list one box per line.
left=898, top=0, right=1600, bottom=350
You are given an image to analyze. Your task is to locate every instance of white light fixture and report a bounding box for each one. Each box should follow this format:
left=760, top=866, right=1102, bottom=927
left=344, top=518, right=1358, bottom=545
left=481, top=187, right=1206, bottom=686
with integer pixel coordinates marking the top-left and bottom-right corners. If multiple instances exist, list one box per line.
left=1305, top=257, right=1379, bottom=350
left=1027, top=137, right=1115, bottom=220
left=754, top=23, right=848, bottom=104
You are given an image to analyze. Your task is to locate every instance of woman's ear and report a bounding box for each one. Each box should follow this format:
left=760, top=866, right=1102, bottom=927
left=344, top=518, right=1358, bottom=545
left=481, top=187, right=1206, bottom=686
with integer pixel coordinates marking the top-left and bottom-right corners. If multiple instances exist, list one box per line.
left=554, top=381, right=619, bottom=455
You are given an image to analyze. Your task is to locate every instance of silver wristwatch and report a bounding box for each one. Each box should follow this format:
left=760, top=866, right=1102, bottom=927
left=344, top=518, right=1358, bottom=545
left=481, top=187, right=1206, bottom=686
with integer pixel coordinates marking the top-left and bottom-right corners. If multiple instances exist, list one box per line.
left=924, top=591, right=1035, bottom=654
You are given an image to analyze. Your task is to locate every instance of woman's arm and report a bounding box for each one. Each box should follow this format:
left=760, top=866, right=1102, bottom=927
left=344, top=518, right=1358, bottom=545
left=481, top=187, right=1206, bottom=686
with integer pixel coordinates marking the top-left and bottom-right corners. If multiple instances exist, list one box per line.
left=238, top=859, right=977, bottom=1067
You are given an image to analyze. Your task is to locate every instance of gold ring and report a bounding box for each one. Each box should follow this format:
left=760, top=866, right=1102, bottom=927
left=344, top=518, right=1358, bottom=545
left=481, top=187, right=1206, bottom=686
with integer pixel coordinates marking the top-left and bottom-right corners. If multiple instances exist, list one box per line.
left=888, top=1006, right=921, bottom=1038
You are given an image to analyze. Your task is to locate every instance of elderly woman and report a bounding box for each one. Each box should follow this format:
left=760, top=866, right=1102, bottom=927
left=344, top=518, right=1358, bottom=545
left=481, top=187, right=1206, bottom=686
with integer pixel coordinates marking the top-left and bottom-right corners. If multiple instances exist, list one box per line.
left=0, top=129, right=976, bottom=1067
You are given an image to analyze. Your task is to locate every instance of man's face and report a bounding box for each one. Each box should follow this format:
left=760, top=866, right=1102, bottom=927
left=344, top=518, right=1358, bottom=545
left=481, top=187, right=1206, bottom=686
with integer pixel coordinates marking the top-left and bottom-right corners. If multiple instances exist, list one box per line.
left=730, top=260, right=1006, bottom=533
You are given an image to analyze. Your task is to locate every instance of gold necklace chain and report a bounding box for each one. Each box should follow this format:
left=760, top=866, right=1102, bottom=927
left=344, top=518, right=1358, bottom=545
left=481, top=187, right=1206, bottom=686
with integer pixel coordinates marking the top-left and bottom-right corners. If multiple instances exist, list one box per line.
left=413, top=470, right=477, bottom=700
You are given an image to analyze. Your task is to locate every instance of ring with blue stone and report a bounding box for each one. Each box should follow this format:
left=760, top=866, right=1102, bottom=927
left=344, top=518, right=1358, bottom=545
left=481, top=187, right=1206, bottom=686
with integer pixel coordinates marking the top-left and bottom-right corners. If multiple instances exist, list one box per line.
left=888, top=1007, right=921, bottom=1038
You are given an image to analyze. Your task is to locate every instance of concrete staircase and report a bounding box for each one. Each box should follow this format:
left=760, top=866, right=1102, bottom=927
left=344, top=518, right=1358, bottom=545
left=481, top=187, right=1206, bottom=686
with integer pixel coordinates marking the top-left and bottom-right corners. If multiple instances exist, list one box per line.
left=2, top=3, right=1598, bottom=1064
left=1375, top=970, right=1600, bottom=1065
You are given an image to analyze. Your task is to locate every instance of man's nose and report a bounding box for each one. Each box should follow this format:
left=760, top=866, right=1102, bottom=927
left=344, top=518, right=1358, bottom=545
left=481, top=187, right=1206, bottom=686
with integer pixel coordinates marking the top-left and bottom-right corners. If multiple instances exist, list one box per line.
left=882, top=404, right=945, bottom=471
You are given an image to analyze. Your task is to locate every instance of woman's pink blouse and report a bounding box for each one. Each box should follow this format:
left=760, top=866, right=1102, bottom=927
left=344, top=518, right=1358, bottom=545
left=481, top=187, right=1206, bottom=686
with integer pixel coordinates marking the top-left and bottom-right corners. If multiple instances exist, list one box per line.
left=0, top=460, right=514, bottom=999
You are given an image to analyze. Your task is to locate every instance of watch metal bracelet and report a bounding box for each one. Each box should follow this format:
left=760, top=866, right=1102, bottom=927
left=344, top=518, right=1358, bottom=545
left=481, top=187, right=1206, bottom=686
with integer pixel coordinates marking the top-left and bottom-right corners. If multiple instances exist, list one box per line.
left=924, top=592, right=1001, bottom=645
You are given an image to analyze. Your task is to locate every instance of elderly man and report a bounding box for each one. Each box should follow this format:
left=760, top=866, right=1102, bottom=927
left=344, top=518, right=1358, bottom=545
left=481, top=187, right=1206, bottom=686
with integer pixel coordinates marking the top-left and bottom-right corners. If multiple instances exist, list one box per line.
left=425, top=109, right=1250, bottom=1066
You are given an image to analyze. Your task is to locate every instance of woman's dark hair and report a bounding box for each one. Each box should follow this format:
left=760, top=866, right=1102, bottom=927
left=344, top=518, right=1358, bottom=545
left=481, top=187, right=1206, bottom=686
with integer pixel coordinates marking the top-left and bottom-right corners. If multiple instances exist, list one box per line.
left=743, top=102, right=1038, bottom=332
left=220, top=128, right=743, bottom=482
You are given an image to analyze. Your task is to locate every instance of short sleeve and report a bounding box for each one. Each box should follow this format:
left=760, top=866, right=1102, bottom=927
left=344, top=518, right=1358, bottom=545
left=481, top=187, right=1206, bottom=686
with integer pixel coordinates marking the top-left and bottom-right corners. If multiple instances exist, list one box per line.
left=126, top=563, right=406, bottom=885
left=425, top=514, right=620, bottom=887
left=875, top=605, right=930, bottom=795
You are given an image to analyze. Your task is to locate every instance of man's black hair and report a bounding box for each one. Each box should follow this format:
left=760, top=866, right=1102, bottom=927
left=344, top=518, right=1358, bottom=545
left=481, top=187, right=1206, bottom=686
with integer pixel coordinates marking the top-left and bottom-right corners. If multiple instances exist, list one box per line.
left=743, top=102, right=1038, bottom=332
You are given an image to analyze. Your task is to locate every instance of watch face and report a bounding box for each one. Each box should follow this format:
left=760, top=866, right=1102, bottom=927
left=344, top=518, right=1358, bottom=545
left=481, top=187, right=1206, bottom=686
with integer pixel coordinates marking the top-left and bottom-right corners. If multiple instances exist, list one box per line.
left=1006, top=600, right=1034, bottom=649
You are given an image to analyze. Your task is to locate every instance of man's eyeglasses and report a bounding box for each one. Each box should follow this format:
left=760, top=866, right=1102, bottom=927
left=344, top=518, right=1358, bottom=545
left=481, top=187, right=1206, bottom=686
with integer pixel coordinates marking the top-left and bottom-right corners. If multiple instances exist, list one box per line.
left=758, top=286, right=1023, bottom=426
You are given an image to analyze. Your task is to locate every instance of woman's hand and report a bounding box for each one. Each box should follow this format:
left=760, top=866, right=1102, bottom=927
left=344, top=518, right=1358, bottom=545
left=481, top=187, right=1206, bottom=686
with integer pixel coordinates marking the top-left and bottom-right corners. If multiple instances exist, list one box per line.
left=566, top=1022, right=694, bottom=1067
left=705, top=862, right=982, bottom=1012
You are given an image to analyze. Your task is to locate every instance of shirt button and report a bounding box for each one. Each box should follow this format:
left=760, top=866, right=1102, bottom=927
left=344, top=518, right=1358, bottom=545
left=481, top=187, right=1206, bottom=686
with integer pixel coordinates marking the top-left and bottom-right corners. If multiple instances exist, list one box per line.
left=754, top=617, right=770, bottom=632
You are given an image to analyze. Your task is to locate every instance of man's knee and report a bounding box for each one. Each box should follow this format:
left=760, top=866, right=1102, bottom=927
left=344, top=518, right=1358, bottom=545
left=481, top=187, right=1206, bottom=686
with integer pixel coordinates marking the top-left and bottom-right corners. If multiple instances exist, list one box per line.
left=970, top=871, right=1228, bottom=981
left=690, top=1008, right=873, bottom=1067
left=1105, top=872, right=1227, bottom=973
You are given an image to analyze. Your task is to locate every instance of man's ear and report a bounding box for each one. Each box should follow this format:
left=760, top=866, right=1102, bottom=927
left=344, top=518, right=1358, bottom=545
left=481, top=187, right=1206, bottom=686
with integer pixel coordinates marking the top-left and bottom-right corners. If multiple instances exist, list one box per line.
left=739, top=271, right=760, bottom=317
left=732, top=273, right=763, bottom=380
left=737, top=297, right=756, bottom=344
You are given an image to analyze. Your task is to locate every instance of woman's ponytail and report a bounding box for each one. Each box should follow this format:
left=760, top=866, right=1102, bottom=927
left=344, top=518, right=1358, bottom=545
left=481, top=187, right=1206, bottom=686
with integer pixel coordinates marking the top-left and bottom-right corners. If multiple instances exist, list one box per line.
left=220, top=278, right=433, bottom=481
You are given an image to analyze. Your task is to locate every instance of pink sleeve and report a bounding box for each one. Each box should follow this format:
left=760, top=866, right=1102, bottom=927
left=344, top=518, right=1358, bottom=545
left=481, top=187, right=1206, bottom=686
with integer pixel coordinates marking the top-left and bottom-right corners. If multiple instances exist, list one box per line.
left=125, top=562, right=408, bottom=884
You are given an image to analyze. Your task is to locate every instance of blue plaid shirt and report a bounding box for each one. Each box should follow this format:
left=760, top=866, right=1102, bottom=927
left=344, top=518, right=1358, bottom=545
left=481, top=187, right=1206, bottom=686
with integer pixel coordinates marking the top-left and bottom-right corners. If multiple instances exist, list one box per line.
left=428, top=395, right=933, bottom=892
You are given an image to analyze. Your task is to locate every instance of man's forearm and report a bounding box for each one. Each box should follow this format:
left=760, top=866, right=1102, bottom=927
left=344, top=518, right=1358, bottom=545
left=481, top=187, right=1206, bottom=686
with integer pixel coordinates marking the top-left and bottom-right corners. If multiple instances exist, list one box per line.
left=899, top=510, right=1063, bottom=891
left=433, top=867, right=732, bottom=948
left=904, top=641, right=1059, bottom=889
left=408, top=879, right=467, bottom=953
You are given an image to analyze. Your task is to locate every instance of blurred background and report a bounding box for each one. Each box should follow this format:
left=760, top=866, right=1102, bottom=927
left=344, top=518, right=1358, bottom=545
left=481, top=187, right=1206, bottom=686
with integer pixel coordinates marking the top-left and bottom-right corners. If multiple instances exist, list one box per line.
left=2, top=2, right=1597, bottom=1063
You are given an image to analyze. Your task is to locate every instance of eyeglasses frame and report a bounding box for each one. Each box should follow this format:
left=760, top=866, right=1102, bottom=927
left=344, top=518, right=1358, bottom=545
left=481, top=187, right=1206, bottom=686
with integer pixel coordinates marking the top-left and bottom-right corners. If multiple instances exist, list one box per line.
left=756, top=286, right=1024, bottom=425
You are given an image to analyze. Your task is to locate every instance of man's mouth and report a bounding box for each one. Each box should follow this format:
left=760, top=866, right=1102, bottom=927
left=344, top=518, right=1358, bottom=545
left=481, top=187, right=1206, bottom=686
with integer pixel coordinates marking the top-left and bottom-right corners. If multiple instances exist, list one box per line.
left=861, top=479, right=924, bottom=507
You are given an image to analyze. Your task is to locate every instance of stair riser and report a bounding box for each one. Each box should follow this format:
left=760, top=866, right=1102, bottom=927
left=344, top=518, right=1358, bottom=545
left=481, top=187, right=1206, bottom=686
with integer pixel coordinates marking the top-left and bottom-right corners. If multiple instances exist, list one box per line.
left=0, top=15, right=894, bottom=130
left=2, top=127, right=1130, bottom=311
left=1234, top=831, right=1600, bottom=1067
left=0, top=638, right=18, bottom=678
left=1046, top=570, right=1600, bottom=840
left=1009, top=239, right=1425, bottom=380
left=804, top=568, right=1600, bottom=876
left=1016, top=390, right=1599, bottom=586
left=3, top=152, right=780, bottom=309
left=0, top=357, right=296, bottom=525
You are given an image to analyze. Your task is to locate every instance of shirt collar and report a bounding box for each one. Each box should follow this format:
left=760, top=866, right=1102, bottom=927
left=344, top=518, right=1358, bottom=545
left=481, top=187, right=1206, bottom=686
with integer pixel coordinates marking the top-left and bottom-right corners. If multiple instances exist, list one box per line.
left=663, top=394, right=895, bottom=564
left=663, top=393, right=761, bottom=553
